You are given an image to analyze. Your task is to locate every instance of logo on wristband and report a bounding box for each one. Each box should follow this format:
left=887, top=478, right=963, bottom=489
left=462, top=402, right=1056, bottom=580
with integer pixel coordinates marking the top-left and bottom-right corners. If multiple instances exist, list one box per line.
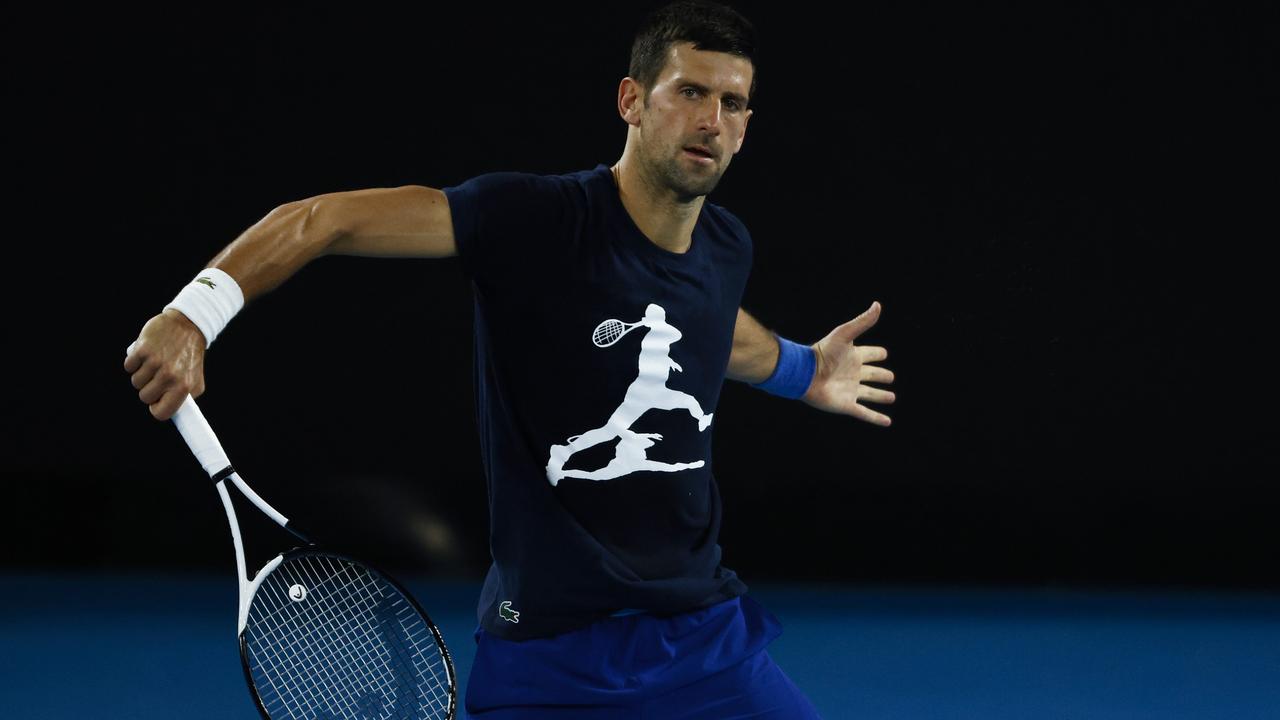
left=195, top=276, right=217, bottom=289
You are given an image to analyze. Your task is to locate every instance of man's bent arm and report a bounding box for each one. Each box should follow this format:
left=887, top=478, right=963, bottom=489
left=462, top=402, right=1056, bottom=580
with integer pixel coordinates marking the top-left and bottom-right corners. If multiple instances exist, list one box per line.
left=726, top=308, right=781, bottom=384
left=126, top=185, right=458, bottom=420
left=212, top=185, right=457, bottom=302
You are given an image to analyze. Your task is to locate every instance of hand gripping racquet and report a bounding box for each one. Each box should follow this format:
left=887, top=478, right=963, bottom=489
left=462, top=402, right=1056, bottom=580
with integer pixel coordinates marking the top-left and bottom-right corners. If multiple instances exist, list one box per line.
left=170, top=395, right=457, bottom=719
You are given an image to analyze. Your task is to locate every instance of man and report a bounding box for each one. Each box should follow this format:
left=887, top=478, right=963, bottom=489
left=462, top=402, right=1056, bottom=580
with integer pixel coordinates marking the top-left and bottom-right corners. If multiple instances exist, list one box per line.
left=125, top=1, right=894, bottom=716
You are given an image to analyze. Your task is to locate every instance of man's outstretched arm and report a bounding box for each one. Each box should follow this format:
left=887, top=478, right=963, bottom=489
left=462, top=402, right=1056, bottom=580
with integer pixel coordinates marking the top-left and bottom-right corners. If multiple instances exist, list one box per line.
left=124, top=186, right=458, bottom=421
left=727, top=304, right=896, bottom=427
left=726, top=308, right=782, bottom=384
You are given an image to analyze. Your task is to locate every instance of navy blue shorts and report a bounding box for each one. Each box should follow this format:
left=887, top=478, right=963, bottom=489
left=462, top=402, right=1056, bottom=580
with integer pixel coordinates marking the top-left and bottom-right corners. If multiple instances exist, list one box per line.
left=464, top=594, right=823, bottom=719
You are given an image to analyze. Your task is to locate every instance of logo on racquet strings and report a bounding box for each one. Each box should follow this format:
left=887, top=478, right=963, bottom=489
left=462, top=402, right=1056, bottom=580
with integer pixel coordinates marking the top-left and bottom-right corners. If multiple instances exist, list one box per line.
left=546, top=303, right=712, bottom=486
left=288, top=584, right=308, bottom=602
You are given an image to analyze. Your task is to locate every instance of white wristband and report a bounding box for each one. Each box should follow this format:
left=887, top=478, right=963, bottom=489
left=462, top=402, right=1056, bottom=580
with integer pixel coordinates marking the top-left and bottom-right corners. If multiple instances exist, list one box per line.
left=164, top=268, right=245, bottom=348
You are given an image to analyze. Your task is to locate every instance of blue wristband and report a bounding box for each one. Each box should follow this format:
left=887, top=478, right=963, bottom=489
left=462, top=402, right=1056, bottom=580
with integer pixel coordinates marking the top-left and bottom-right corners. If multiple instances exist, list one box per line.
left=751, top=335, right=817, bottom=399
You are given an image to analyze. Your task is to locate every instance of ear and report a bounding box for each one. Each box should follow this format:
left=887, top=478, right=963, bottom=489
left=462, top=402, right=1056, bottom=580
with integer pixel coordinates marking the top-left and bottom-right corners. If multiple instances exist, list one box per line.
left=733, top=108, right=753, bottom=154
left=618, top=77, right=644, bottom=127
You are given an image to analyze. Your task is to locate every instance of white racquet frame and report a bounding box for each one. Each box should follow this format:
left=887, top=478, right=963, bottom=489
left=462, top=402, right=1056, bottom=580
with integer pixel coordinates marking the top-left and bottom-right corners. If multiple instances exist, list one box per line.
left=171, top=395, right=298, bottom=633
left=171, top=396, right=456, bottom=720
left=127, top=345, right=456, bottom=719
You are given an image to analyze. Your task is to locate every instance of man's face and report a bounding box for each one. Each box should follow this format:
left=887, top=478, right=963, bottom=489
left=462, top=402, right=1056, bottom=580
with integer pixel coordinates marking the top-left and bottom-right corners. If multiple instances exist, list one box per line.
left=632, top=42, right=754, bottom=201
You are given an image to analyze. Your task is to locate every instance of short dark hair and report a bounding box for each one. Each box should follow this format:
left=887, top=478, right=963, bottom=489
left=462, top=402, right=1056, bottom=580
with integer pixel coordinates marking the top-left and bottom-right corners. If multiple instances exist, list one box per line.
left=628, top=1, right=758, bottom=105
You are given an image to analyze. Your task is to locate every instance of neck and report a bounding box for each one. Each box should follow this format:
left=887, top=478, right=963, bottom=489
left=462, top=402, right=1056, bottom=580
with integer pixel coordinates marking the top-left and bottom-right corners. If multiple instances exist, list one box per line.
left=610, top=156, right=703, bottom=254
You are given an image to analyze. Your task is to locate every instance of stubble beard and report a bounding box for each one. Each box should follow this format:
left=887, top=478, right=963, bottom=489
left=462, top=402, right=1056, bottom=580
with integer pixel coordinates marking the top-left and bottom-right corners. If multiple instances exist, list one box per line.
left=639, top=124, right=723, bottom=203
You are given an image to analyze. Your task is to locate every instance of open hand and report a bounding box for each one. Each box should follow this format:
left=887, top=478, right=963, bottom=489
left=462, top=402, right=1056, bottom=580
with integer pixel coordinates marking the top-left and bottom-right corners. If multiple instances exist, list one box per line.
left=801, top=302, right=895, bottom=426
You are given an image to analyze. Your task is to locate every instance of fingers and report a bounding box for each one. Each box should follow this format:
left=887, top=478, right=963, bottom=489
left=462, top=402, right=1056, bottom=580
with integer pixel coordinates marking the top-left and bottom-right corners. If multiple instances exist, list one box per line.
left=833, top=301, right=881, bottom=343
left=862, top=365, right=895, bottom=384
left=131, top=345, right=204, bottom=420
left=137, top=365, right=202, bottom=404
left=126, top=312, right=208, bottom=420
left=147, top=377, right=204, bottom=421
left=850, top=403, right=892, bottom=427
left=130, top=357, right=158, bottom=390
left=137, top=370, right=169, bottom=405
left=150, top=388, right=190, bottom=422
left=858, top=386, right=896, bottom=405
left=123, top=351, right=140, bottom=373
left=856, top=345, right=888, bottom=364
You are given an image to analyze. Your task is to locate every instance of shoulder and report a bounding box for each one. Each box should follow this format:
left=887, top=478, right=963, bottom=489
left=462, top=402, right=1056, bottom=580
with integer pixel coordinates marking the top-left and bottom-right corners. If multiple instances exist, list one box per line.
left=442, top=167, right=597, bottom=280
left=442, top=166, right=593, bottom=237
left=444, top=167, right=586, bottom=203
left=700, top=201, right=753, bottom=249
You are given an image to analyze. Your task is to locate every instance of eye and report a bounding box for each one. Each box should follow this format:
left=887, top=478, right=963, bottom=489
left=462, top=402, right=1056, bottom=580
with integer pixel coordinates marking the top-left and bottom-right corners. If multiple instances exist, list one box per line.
left=681, top=87, right=700, bottom=98
left=725, top=100, right=740, bottom=112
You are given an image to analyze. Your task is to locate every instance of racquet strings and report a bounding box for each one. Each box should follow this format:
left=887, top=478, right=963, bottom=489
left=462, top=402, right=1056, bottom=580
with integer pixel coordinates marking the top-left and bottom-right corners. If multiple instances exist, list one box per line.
left=243, top=553, right=452, bottom=719
left=592, top=319, right=630, bottom=347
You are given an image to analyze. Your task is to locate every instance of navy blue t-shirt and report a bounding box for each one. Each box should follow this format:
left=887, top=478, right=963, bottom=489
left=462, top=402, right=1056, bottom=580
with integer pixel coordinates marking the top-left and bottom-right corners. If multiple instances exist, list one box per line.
left=443, top=163, right=752, bottom=641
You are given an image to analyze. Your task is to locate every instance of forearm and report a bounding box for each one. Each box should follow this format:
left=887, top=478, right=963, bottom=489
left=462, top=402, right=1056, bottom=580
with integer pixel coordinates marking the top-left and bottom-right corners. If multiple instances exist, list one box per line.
left=207, top=185, right=454, bottom=302
left=207, top=196, right=342, bottom=302
left=726, top=308, right=780, bottom=383
left=129, top=185, right=454, bottom=421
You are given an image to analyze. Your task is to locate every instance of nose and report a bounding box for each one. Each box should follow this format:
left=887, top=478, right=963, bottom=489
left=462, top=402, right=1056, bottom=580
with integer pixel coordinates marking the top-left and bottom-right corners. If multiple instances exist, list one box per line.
left=695, top=98, right=724, bottom=135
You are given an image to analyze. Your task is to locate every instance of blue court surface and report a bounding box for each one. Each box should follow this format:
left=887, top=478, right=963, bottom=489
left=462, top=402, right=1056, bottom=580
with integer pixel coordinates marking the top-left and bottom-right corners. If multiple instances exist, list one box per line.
left=2, top=575, right=1278, bottom=719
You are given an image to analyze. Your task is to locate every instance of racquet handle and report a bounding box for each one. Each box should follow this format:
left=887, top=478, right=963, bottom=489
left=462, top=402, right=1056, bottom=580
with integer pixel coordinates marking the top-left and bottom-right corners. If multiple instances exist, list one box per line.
left=126, top=341, right=231, bottom=477
left=171, top=396, right=233, bottom=478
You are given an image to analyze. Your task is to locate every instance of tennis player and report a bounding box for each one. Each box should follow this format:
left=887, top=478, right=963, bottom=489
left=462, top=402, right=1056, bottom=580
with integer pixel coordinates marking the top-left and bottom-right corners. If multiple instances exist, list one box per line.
left=125, top=2, right=894, bottom=716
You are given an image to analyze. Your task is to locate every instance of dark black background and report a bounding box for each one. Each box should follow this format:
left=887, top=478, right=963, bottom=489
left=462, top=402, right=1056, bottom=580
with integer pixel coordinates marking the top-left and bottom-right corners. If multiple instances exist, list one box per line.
left=5, top=3, right=1276, bottom=589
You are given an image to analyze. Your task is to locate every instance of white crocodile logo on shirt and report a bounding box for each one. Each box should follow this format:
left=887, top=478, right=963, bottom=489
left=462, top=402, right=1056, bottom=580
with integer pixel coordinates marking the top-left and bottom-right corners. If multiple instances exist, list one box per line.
left=498, top=600, right=520, bottom=623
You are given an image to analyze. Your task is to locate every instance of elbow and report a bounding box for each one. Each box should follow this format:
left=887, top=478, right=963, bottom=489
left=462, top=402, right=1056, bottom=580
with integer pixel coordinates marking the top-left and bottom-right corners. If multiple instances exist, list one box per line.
left=274, top=196, right=345, bottom=256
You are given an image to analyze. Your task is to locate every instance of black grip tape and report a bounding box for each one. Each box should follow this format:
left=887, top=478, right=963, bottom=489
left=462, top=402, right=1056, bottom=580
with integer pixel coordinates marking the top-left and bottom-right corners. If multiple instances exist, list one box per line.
left=211, top=465, right=236, bottom=484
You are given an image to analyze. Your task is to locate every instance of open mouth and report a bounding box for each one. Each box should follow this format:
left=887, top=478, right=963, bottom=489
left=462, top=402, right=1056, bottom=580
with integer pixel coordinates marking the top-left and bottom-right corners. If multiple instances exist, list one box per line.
left=684, top=147, right=715, bottom=162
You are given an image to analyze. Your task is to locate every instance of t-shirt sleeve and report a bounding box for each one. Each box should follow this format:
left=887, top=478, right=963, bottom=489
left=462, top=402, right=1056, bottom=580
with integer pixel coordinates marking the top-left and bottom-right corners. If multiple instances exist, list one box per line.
left=443, top=171, right=575, bottom=286
left=727, top=211, right=753, bottom=264
left=719, top=207, right=755, bottom=285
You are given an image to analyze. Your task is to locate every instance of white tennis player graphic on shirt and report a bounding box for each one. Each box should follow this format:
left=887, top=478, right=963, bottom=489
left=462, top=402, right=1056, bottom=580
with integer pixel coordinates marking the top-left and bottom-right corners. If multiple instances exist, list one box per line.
left=546, top=303, right=712, bottom=486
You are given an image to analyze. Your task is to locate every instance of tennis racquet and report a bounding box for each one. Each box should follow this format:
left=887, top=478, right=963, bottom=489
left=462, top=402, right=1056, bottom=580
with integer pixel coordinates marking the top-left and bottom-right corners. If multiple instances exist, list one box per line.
left=591, top=318, right=643, bottom=347
left=169, top=394, right=456, bottom=719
